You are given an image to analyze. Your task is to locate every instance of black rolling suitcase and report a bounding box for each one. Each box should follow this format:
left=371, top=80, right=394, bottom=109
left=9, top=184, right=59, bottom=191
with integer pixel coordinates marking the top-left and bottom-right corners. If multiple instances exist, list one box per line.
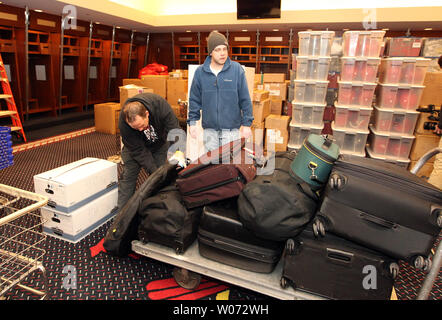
left=313, top=155, right=442, bottom=269
left=280, top=228, right=399, bottom=300
left=198, top=198, right=284, bottom=273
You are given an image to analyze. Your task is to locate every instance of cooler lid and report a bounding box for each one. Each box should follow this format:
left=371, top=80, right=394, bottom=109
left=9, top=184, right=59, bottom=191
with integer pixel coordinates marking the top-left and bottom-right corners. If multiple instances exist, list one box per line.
left=304, top=134, right=340, bottom=163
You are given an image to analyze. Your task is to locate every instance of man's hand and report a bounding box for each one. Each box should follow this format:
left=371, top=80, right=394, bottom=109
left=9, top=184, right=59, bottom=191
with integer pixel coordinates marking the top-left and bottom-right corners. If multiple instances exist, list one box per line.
left=240, top=126, right=252, bottom=139
left=189, top=125, right=199, bottom=139
left=169, top=150, right=187, bottom=168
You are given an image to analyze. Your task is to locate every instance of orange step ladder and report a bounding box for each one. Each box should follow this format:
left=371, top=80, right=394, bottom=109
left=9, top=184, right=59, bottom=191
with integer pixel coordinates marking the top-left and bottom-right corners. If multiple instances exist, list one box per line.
left=0, top=52, right=26, bottom=143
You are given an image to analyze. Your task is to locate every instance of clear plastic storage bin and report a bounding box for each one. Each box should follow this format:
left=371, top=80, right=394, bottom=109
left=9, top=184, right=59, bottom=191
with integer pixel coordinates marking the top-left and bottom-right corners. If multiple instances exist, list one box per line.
left=368, top=125, right=415, bottom=160
left=340, top=57, right=381, bottom=83
left=334, top=103, right=373, bottom=130
left=295, top=56, right=331, bottom=81
left=376, top=83, right=425, bottom=111
left=298, top=31, right=335, bottom=57
left=337, top=81, right=377, bottom=107
left=294, top=80, right=329, bottom=104
left=385, top=37, right=423, bottom=57
left=291, top=102, right=327, bottom=126
left=378, top=58, right=430, bottom=86
left=372, top=106, right=419, bottom=136
left=342, top=30, right=386, bottom=58
left=288, top=123, right=324, bottom=150
left=331, top=122, right=369, bottom=156
left=366, top=147, right=410, bottom=168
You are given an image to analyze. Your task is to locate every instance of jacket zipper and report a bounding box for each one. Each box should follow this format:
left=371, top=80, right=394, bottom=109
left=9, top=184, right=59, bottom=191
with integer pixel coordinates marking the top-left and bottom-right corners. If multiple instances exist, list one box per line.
left=183, top=176, right=243, bottom=196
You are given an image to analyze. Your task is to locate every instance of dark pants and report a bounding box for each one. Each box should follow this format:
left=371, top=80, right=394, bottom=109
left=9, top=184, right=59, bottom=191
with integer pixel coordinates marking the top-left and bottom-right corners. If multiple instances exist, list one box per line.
left=117, top=142, right=169, bottom=210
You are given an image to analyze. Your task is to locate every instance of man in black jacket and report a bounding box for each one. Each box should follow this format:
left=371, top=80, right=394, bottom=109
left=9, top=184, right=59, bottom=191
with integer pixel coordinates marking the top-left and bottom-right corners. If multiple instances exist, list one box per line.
left=118, top=92, right=180, bottom=210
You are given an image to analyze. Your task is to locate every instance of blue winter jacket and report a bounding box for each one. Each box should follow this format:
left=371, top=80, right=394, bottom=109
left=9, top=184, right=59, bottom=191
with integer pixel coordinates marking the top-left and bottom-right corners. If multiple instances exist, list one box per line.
left=188, top=56, right=254, bottom=130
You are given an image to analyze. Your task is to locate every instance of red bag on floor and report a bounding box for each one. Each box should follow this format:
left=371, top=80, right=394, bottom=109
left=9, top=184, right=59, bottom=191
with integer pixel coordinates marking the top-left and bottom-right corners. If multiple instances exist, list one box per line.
left=139, top=63, right=169, bottom=78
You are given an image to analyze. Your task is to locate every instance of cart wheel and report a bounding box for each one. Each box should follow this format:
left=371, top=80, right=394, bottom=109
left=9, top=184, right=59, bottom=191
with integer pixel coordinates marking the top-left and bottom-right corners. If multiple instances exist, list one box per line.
left=329, top=174, right=342, bottom=190
left=285, top=239, right=295, bottom=255
left=313, top=218, right=325, bottom=238
left=175, top=246, right=184, bottom=255
left=280, top=276, right=289, bottom=289
left=389, top=262, right=399, bottom=280
left=423, top=258, right=432, bottom=272
left=413, top=256, right=426, bottom=270
left=173, top=267, right=201, bottom=290
left=437, top=213, right=442, bottom=228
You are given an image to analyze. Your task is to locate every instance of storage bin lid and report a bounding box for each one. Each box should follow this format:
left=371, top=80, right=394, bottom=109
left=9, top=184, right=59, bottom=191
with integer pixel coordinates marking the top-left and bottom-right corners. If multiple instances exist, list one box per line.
left=373, top=105, right=419, bottom=115
left=290, top=122, right=324, bottom=130
left=331, top=121, right=369, bottom=134
left=304, top=133, right=341, bottom=162
left=335, top=102, right=373, bottom=111
left=295, top=56, right=332, bottom=62
left=337, top=80, right=377, bottom=87
left=368, top=124, right=415, bottom=139
left=377, top=83, right=425, bottom=89
left=341, top=56, right=381, bottom=63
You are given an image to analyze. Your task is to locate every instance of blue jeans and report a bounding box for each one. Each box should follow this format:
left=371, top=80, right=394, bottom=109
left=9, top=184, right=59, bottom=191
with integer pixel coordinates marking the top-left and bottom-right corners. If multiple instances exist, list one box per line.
left=203, top=128, right=240, bottom=153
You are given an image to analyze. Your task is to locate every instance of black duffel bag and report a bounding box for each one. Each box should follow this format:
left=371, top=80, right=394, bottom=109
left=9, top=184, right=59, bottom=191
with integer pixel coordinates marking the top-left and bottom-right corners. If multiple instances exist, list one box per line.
left=237, top=151, right=318, bottom=242
left=138, top=184, right=202, bottom=254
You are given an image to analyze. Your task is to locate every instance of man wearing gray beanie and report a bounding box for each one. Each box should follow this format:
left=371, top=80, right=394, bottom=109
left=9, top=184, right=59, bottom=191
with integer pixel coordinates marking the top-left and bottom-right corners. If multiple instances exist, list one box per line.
left=187, top=30, right=254, bottom=152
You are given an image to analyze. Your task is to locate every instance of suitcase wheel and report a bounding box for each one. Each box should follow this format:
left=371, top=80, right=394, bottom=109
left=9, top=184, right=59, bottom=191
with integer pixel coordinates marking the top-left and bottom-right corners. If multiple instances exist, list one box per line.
left=413, top=255, right=432, bottom=271
left=175, top=246, right=184, bottom=255
left=280, top=276, right=293, bottom=289
left=389, top=262, right=400, bottom=280
left=437, top=212, right=442, bottom=228
left=312, top=218, right=326, bottom=238
left=285, top=239, right=296, bottom=255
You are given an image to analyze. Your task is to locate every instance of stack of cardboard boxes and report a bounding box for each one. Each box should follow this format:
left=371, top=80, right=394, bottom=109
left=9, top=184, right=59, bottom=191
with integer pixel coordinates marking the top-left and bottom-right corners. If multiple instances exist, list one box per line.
left=253, top=72, right=290, bottom=152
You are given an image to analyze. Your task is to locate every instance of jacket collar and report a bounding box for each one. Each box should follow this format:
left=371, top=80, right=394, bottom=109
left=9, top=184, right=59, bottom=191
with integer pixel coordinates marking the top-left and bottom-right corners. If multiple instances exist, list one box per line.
left=202, top=56, right=231, bottom=73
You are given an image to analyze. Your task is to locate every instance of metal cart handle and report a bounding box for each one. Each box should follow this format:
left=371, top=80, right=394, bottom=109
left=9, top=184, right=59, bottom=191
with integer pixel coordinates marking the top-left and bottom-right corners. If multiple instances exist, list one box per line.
left=410, top=147, right=442, bottom=175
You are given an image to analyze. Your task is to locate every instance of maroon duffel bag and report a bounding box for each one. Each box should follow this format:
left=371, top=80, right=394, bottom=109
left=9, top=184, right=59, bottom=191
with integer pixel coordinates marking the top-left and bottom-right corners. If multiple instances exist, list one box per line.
left=176, top=139, right=257, bottom=209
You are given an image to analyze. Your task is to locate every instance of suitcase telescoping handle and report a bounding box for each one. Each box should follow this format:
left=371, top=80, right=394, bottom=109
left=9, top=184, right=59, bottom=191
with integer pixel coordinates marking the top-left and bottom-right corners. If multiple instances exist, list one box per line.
left=326, top=248, right=353, bottom=264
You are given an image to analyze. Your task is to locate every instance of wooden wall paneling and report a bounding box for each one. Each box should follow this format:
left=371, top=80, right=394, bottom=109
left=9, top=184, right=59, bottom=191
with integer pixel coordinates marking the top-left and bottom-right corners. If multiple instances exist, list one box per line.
left=147, top=33, right=173, bottom=71
left=229, top=31, right=257, bottom=67
left=258, top=31, right=290, bottom=76
left=28, top=10, right=60, bottom=33
left=0, top=4, right=25, bottom=28
left=174, top=32, right=199, bottom=70
left=0, top=26, right=24, bottom=120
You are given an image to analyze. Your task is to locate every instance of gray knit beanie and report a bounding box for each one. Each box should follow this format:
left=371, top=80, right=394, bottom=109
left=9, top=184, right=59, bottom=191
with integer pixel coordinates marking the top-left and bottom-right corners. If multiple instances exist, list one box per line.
left=207, top=31, right=228, bottom=54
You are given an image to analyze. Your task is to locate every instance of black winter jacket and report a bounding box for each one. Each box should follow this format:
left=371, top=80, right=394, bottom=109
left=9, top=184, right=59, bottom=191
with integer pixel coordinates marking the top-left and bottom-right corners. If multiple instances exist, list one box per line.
left=118, top=92, right=180, bottom=173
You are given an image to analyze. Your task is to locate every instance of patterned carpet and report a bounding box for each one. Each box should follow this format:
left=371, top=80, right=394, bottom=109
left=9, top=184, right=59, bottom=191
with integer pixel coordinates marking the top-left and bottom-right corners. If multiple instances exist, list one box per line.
left=0, top=129, right=440, bottom=300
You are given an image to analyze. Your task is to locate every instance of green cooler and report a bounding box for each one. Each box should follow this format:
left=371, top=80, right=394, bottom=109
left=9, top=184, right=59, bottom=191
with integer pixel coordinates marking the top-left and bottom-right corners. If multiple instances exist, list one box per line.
left=290, top=134, right=340, bottom=190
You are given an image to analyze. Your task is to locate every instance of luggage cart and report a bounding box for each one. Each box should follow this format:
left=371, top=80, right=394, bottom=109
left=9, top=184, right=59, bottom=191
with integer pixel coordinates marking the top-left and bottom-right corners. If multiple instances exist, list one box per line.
left=0, top=183, right=48, bottom=300
left=131, top=148, right=442, bottom=300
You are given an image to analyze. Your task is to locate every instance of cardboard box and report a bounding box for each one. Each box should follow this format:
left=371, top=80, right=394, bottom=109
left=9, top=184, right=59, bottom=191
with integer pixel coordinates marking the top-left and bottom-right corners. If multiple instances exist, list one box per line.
left=259, top=82, right=288, bottom=101
left=122, top=78, right=143, bottom=86
left=252, top=99, right=271, bottom=125
left=41, top=188, right=118, bottom=243
left=254, top=73, right=264, bottom=85
left=263, top=73, right=285, bottom=83
left=119, top=85, right=153, bottom=107
left=253, top=90, right=269, bottom=102
left=420, top=72, right=442, bottom=106
left=270, top=97, right=283, bottom=115
left=167, top=79, right=188, bottom=105
left=265, top=129, right=289, bottom=152
left=265, top=115, right=290, bottom=152
left=34, top=158, right=118, bottom=213
left=141, top=75, right=169, bottom=98
left=94, top=102, right=121, bottom=135
left=409, top=133, right=440, bottom=162
left=169, top=70, right=188, bottom=79
left=251, top=121, right=265, bottom=147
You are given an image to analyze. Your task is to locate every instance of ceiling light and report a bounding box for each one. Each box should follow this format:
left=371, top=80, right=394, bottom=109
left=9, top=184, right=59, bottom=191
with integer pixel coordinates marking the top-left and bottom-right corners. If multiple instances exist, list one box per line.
left=382, top=28, right=389, bottom=31
left=95, top=22, right=101, bottom=24
left=273, top=29, right=279, bottom=32
left=424, top=28, right=433, bottom=30
left=34, top=9, right=43, bottom=12
left=242, top=29, right=247, bottom=32
left=186, top=30, right=192, bottom=33
left=343, top=28, right=349, bottom=31
left=116, top=26, right=121, bottom=29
